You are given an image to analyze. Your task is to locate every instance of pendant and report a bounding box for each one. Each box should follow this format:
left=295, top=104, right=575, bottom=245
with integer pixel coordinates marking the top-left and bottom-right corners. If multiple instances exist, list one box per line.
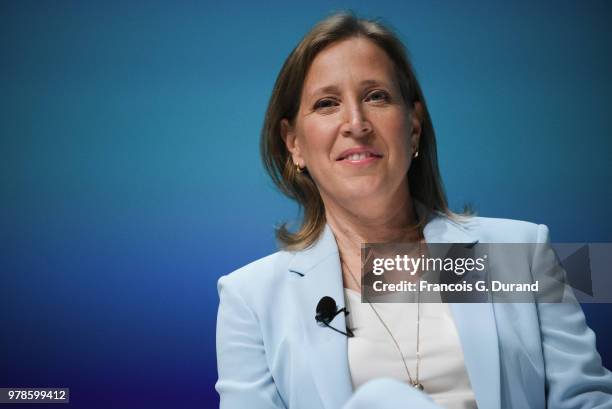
left=412, top=382, right=424, bottom=391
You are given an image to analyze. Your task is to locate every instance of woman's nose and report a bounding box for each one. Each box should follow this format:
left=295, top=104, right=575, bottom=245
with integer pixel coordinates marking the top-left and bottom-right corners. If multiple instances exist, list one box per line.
left=340, top=103, right=372, bottom=138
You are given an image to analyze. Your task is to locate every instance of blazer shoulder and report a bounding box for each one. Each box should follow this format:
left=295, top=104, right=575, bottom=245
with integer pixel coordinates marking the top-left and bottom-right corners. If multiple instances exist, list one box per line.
left=458, top=215, right=548, bottom=243
left=217, top=250, right=294, bottom=306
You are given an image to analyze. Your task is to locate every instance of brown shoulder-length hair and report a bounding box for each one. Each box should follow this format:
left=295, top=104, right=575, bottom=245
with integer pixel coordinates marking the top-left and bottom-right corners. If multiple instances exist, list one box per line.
left=261, top=11, right=454, bottom=251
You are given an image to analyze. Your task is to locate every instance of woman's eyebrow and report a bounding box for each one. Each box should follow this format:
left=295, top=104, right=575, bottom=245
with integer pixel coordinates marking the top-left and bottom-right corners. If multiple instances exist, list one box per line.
left=309, top=79, right=390, bottom=99
left=360, top=79, right=385, bottom=87
left=308, top=84, right=341, bottom=99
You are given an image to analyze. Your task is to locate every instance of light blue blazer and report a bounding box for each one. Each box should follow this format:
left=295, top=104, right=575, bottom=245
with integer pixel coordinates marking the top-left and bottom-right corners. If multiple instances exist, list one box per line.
left=216, top=213, right=612, bottom=409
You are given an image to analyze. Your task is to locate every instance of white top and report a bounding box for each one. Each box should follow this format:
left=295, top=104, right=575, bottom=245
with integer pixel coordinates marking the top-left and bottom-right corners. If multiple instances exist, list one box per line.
left=344, top=288, right=477, bottom=409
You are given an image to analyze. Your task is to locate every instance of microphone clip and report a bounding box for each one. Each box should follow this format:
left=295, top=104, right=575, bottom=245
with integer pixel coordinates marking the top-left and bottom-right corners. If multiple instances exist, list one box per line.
left=315, top=296, right=354, bottom=338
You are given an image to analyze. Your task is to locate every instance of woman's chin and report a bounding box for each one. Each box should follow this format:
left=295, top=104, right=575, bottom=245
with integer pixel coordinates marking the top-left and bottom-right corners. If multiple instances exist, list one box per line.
left=317, top=174, right=406, bottom=206
left=335, top=181, right=391, bottom=203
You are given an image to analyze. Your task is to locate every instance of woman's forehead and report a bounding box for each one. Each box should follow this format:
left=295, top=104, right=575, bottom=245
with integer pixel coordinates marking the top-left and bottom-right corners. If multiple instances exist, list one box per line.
left=303, top=38, right=397, bottom=98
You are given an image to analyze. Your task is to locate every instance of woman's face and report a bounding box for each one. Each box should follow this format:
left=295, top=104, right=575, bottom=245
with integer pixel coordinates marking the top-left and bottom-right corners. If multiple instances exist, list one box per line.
left=283, top=37, right=422, bottom=207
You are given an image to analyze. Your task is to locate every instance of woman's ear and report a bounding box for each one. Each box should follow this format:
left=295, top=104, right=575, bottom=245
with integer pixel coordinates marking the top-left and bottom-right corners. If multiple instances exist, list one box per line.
left=281, top=118, right=304, bottom=167
left=410, top=102, right=424, bottom=151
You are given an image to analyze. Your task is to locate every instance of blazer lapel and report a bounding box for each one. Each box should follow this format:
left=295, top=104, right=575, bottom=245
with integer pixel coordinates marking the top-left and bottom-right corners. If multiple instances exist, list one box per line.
left=287, top=215, right=501, bottom=409
left=424, top=215, right=502, bottom=409
left=287, top=224, right=353, bottom=409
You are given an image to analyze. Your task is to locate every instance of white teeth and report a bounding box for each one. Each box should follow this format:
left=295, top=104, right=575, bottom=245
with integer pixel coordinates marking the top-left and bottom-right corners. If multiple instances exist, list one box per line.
left=347, top=152, right=369, bottom=161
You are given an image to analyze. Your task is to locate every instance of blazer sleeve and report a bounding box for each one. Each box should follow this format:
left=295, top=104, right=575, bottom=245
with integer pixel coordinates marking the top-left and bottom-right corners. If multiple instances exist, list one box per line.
left=215, top=275, right=286, bottom=409
left=534, top=224, right=612, bottom=408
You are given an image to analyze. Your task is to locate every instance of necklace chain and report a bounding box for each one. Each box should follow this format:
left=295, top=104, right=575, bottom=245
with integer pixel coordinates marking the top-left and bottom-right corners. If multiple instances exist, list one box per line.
left=340, top=247, right=424, bottom=390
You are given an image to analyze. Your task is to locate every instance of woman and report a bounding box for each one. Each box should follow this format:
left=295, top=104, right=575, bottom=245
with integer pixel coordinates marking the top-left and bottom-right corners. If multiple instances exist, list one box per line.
left=215, top=12, right=612, bottom=409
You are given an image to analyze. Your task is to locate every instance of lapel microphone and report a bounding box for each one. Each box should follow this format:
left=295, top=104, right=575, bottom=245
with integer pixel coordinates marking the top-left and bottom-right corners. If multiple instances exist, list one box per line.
left=315, top=296, right=354, bottom=338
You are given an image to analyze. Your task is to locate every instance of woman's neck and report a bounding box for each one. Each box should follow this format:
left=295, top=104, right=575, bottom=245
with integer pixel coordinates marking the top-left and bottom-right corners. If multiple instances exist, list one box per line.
left=324, top=189, right=420, bottom=258
left=323, top=188, right=421, bottom=291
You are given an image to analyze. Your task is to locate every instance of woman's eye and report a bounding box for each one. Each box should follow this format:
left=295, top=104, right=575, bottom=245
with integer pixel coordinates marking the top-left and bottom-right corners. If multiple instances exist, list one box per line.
left=314, top=99, right=337, bottom=110
left=366, top=90, right=390, bottom=102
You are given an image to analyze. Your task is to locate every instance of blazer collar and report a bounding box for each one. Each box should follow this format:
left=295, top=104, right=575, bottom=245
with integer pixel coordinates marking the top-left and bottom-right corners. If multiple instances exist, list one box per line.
left=287, top=211, right=500, bottom=409
left=287, top=224, right=351, bottom=409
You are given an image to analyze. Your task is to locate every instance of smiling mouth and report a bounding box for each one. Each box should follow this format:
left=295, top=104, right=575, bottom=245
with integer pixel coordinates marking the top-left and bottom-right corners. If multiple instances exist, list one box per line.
left=337, top=152, right=383, bottom=161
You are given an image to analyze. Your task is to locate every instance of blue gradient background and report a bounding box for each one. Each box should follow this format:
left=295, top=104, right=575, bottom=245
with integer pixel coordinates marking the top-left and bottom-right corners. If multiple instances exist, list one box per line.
left=1, top=1, right=610, bottom=408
